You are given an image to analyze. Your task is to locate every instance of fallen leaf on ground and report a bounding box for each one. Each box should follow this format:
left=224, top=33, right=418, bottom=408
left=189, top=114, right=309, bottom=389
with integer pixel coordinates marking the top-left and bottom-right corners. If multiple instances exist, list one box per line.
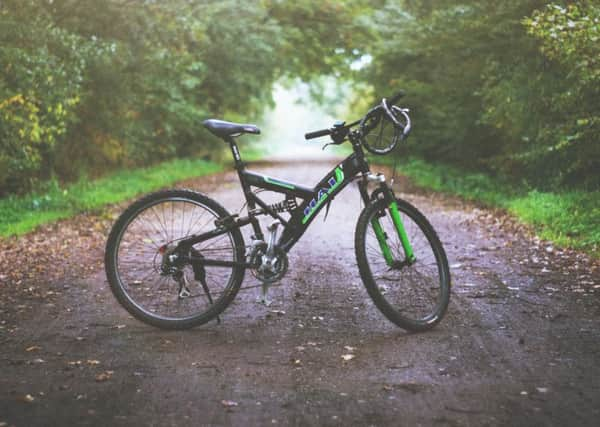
left=19, top=394, right=35, bottom=403
left=341, top=354, right=355, bottom=361
left=25, top=346, right=41, bottom=352
left=344, top=346, right=356, bottom=352
left=86, top=359, right=100, bottom=365
left=95, top=371, right=114, bottom=382
left=221, top=400, right=238, bottom=407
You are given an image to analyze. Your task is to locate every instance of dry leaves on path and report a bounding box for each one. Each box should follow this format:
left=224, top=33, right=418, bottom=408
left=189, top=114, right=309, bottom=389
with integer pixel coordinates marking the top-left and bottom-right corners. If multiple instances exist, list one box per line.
left=95, top=371, right=114, bottom=382
left=18, top=394, right=35, bottom=403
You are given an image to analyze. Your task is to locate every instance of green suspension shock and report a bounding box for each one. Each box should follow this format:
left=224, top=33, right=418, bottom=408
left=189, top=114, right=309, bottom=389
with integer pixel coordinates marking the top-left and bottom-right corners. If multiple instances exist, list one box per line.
left=389, top=201, right=416, bottom=263
left=371, top=218, right=394, bottom=266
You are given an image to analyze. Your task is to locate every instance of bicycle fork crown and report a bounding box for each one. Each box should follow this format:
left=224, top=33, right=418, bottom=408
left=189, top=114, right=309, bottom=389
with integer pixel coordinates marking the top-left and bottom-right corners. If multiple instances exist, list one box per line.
left=365, top=172, right=386, bottom=183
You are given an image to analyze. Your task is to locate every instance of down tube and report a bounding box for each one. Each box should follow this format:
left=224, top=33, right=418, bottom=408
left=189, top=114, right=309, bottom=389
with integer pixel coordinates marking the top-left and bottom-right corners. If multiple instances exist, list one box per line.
left=279, top=155, right=363, bottom=252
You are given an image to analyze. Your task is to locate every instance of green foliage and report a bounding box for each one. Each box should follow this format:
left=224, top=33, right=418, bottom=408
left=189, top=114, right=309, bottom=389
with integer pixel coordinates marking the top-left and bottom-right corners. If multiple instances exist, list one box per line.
left=523, top=2, right=600, bottom=187
left=2, top=0, right=597, bottom=252
left=0, top=6, right=99, bottom=191
left=361, top=1, right=599, bottom=189
left=0, top=158, right=222, bottom=237
left=392, top=158, right=517, bottom=207
left=374, top=157, right=599, bottom=255
left=526, top=3, right=600, bottom=84
left=0, top=0, right=369, bottom=195
left=509, top=191, right=600, bottom=254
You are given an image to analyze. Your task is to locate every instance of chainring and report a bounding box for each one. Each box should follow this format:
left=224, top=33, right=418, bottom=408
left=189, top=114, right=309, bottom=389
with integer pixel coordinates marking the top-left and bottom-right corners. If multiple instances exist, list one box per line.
left=249, top=245, right=289, bottom=284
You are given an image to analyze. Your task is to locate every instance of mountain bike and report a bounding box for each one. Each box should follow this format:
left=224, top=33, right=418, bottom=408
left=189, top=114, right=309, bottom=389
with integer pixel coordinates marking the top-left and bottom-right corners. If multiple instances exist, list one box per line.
left=104, top=91, right=451, bottom=332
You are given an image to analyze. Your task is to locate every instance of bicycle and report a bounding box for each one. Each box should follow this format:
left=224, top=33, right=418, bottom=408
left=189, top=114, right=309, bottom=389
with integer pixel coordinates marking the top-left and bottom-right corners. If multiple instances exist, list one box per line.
left=104, top=91, right=451, bottom=332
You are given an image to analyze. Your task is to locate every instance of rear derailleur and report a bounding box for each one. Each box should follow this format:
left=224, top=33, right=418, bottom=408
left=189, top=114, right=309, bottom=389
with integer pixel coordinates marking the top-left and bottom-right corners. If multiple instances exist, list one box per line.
left=158, top=244, right=215, bottom=304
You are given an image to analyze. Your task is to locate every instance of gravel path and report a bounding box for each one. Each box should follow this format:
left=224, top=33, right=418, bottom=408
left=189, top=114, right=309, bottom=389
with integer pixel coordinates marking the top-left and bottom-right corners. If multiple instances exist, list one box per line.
left=1, top=159, right=599, bottom=426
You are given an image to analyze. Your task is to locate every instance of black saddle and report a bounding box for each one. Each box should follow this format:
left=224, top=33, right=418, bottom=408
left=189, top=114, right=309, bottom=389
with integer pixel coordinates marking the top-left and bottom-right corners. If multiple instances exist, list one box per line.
left=203, top=119, right=260, bottom=139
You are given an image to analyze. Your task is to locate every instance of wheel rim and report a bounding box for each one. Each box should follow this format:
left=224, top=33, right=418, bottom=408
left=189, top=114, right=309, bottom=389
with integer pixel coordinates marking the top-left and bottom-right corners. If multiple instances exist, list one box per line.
left=113, top=197, right=238, bottom=322
left=363, top=204, right=446, bottom=324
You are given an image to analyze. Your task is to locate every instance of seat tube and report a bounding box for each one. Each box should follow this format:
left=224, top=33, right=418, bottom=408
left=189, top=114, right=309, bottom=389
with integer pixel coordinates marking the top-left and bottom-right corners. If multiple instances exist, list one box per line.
left=227, top=138, right=264, bottom=241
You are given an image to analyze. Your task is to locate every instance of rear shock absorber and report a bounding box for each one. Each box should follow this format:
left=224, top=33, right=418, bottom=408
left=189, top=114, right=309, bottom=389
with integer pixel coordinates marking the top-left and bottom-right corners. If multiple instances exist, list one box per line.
left=269, top=197, right=297, bottom=213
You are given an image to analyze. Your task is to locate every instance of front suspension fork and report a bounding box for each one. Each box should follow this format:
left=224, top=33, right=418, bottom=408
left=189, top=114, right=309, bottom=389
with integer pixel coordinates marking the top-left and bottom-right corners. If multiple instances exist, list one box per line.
left=388, top=200, right=416, bottom=264
left=360, top=176, right=416, bottom=266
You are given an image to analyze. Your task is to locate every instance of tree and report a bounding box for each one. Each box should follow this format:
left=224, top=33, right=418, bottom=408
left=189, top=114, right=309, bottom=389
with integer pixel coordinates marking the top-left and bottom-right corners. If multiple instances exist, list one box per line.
left=360, top=0, right=599, bottom=188
left=0, top=0, right=370, bottom=194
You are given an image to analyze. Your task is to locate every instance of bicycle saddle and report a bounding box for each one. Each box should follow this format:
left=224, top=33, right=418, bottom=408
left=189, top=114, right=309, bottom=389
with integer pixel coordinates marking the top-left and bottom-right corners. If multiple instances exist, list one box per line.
left=203, top=119, right=260, bottom=139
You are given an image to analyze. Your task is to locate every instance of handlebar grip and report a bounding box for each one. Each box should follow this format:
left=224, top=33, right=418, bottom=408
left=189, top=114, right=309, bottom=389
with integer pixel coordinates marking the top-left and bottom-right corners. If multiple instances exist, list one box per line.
left=388, top=90, right=406, bottom=105
left=305, top=128, right=331, bottom=140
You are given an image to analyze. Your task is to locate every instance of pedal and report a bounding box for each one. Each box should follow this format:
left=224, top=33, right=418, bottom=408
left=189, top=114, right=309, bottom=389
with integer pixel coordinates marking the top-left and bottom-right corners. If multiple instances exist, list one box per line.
left=256, top=295, right=273, bottom=307
left=251, top=222, right=288, bottom=306
left=175, top=273, right=192, bottom=299
left=255, top=280, right=274, bottom=306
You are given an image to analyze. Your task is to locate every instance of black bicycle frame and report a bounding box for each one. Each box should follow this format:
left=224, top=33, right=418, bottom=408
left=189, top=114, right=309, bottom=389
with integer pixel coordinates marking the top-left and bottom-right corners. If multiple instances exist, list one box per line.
left=177, top=132, right=381, bottom=267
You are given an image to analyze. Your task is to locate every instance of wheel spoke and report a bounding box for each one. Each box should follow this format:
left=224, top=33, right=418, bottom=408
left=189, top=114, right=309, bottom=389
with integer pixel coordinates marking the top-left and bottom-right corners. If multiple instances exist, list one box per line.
left=108, top=193, right=243, bottom=328
left=357, top=199, right=450, bottom=330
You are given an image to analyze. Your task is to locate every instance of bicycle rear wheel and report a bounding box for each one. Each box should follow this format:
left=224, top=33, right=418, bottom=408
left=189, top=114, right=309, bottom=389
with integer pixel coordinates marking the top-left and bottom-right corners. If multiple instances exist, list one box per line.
left=355, top=198, right=450, bottom=331
left=105, top=189, right=245, bottom=329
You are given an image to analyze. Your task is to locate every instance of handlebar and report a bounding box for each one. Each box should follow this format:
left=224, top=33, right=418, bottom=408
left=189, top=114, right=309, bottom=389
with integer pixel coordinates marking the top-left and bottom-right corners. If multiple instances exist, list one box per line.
left=304, top=90, right=409, bottom=141
left=304, top=128, right=331, bottom=140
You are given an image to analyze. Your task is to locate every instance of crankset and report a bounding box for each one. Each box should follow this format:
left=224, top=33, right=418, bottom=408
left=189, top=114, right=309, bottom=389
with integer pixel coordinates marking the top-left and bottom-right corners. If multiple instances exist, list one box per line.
left=248, top=240, right=288, bottom=306
left=249, top=243, right=289, bottom=284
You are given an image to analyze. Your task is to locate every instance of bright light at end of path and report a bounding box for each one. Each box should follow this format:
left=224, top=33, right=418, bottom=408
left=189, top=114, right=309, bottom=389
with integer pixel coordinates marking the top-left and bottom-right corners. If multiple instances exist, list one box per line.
left=256, top=83, right=344, bottom=162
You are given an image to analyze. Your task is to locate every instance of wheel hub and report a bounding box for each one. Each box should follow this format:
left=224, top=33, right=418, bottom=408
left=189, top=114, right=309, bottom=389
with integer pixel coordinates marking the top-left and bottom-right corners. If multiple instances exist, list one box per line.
left=159, top=244, right=184, bottom=275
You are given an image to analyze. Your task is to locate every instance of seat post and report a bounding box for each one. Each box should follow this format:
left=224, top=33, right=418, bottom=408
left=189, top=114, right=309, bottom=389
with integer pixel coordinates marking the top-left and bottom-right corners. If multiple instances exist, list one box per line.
left=226, top=136, right=244, bottom=171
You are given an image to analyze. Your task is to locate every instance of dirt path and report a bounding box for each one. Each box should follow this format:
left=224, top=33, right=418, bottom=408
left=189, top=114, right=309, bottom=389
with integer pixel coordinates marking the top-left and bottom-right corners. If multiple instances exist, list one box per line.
left=1, top=160, right=599, bottom=427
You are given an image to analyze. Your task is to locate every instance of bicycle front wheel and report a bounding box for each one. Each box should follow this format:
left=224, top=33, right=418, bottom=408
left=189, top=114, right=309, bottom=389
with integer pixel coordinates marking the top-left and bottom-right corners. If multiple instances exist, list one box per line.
left=105, top=189, right=245, bottom=329
left=355, top=198, right=450, bottom=331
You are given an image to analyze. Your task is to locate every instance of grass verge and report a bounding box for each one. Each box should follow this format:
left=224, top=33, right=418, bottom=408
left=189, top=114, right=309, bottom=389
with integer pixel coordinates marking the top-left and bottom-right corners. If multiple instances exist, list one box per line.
left=374, top=157, right=599, bottom=256
left=0, top=158, right=223, bottom=237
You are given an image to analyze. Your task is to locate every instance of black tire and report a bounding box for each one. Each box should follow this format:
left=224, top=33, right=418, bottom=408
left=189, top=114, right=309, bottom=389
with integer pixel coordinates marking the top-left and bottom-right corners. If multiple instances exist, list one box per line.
left=355, top=198, right=450, bottom=331
left=105, top=189, right=245, bottom=329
